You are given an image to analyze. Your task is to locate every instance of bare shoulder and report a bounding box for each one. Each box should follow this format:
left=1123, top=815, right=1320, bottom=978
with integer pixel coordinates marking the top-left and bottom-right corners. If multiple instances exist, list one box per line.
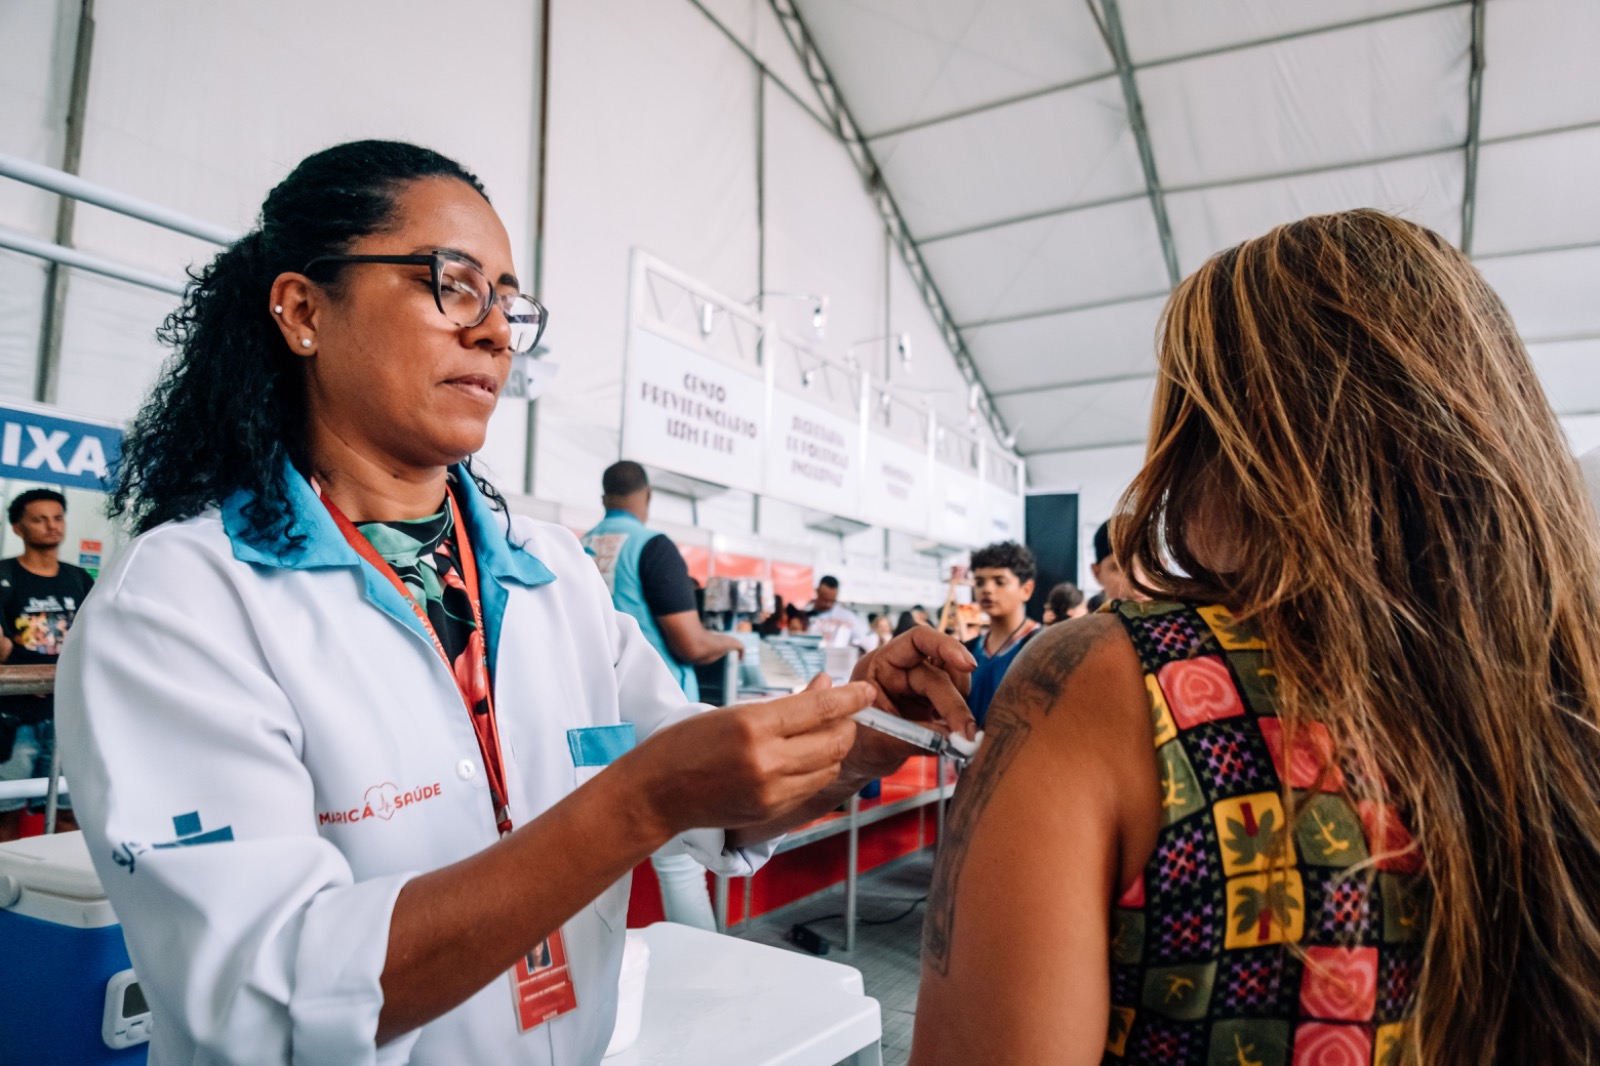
left=922, top=613, right=1153, bottom=977
left=995, top=612, right=1143, bottom=722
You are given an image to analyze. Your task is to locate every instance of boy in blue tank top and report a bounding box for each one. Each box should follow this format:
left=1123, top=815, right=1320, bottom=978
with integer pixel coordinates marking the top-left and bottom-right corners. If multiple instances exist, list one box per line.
left=963, top=541, right=1041, bottom=727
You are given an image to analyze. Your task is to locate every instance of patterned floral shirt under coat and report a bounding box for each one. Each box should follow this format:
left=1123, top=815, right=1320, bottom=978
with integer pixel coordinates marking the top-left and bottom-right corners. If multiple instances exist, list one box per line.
left=1104, top=601, right=1426, bottom=1066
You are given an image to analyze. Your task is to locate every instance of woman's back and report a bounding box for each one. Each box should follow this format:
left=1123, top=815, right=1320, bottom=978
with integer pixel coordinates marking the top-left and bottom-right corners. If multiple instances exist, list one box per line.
left=911, top=209, right=1600, bottom=1065
left=1106, top=600, right=1424, bottom=1064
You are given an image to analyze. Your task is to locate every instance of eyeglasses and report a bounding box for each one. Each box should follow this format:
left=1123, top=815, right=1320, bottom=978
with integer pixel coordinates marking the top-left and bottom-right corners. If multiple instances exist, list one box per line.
left=302, top=251, right=548, bottom=353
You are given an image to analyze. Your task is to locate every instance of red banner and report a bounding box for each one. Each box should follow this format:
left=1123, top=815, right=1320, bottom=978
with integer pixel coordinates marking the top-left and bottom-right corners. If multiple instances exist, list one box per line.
left=679, top=543, right=712, bottom=585
left=712, top=552, right=766, bottom=580
left=770, top=560, right=815, bottom=607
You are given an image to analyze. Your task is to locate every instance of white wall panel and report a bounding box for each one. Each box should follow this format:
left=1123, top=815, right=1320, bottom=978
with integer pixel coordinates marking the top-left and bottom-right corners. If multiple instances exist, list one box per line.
left=1167, top=152, right=1463, bottom=273
left=1480, top=0, right=1600, bottom=140
left=1120, top=0, right=1430, bottom=66
left=51, top=272, right=172, bottom=422
left=1471, top=128, right=1600, bottom=257
left=921, top=197, right=1169, bottom=325
left=763, top=89, right=886, bottom=390
left=873, top=78, right=1143, bottom=238
left=1140, top=8, right=1470, bottom=188
left=698, top=0, right=760, bottom=44
left=0, top=253, right=48, bottom=402
left=995, top=375, right=1155, bottom=455
left=72, top=2, right=537, bottom=277
left=536, top=0, right=760, bottom=507
left=0, top=0, right=76, bottom=401
left=1561, top=415, right=1600, bottom=457
left=794, top=0, right=1112, bottom=138
left=21, top=0, right=541, bottom=488
left=886, top=247, right=973, bottom=431
left=966, top=296, right=1165, bottom=395
left=1477, top=246, right=1600, bottom=344
left=1530, top=339, right=1600, bottom=417
left=0, top=0, right=74, bottom=238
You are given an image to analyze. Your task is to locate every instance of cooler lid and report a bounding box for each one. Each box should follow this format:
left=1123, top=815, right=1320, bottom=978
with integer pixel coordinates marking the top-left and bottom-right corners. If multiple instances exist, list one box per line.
left=0, top=830, right=106, bottom=900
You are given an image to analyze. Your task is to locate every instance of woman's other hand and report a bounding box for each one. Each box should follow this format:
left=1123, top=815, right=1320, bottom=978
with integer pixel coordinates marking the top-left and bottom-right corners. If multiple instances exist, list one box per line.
left=846, top=626, right=978, bottom=779
left=627, top=675, right=876, bottom=837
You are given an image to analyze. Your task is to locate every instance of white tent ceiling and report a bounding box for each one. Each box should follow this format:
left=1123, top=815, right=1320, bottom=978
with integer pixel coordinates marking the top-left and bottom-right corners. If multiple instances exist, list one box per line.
left=792, top=0, right=1600, bottom=458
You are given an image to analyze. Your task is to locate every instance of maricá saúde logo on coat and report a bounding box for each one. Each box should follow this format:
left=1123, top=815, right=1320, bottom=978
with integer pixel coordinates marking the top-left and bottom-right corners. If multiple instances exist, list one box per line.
left=317, top=782, right=441, bottom=826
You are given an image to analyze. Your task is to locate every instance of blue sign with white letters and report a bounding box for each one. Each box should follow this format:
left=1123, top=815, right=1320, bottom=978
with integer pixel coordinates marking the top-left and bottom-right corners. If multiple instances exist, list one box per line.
left=0, top=403, right=121, bottom=492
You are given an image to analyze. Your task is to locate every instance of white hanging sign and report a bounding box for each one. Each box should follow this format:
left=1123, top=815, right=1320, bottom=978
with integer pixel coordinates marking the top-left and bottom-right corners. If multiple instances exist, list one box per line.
left=622, top=327, right=765, bottom=493
left=765, top=389, right=861, bottom=516
left=980, top=479, right=1024, bottom=543
left=859, top=435, right=930, bottom=535
left=933, top=469, right=982, bottom=546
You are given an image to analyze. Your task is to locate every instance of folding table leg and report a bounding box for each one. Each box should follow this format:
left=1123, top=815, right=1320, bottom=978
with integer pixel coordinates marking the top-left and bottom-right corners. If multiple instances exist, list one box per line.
left=43, top=733, right=62, bottom=835
left=842, top=1043, right=884, bottom=1066
left=845, top=793, right=860, bottom=952
left=713, top=874, right=729, bottom=933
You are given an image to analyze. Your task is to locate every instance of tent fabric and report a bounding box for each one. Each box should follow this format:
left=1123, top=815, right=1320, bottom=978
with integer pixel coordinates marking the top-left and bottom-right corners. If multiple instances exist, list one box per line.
left=794, top=0, right=1600, bottom=462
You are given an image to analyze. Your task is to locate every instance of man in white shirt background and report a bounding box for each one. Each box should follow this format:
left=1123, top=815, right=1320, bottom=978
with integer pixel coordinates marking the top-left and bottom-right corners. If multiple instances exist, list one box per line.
left=806, top=575, right=872, bottom=651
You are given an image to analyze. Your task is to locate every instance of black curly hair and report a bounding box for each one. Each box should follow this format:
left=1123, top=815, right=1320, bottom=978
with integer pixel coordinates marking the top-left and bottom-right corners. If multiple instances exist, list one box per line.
left=969, top=540, right=1037, bottom=584
left=111, top=139, right=508, bottom=550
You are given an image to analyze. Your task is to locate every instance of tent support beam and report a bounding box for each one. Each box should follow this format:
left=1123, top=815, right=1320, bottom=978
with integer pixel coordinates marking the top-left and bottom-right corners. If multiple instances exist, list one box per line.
left=767, top=0, right=1011, bottom=445
left=1460, top=0, right=1486, bottom=254
left=917, top=113, right=1600, bottom=254
left=919, top=192, right=1147, bottom=246
left=866, top=1, right=1469, bottom=144
left=991, top=371, right=1157, bottom=400
left=1024, top=438, right=1149, bottom=457
left=1474, top=238, right=1600, bottom=262
left=34, top=0, right=96, bottom=406
left=1090, top=0, right=1180, bottom=287
left=959, top=289, right=1170, bottom=331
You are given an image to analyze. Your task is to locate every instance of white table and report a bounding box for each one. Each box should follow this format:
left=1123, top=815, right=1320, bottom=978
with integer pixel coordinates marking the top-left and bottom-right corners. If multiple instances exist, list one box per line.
left=604, top=922, right=883, bottom=1066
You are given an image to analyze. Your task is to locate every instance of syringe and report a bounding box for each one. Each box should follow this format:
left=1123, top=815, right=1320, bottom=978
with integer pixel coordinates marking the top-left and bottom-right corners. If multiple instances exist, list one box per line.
left=851, top=707, right=983, bottom=766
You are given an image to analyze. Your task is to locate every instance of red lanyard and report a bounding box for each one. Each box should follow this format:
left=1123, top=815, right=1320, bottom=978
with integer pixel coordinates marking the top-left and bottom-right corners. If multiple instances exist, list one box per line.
left=319, top=485, right=514, bottom=837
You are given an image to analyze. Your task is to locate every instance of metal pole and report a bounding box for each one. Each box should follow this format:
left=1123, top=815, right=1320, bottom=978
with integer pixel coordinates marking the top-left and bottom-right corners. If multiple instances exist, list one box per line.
left=0, top=154, right=236, bottom=247
left=713, top=874, right=730, bottom=933
left=845, top=791, right=860, bottom=951
left=34, top=0, right=96, bottom=405
left=522, top=0, right=553, bottom=497
left=43, top=732, right=62, bottom=834
left=0, top=229, right=186, bottom=295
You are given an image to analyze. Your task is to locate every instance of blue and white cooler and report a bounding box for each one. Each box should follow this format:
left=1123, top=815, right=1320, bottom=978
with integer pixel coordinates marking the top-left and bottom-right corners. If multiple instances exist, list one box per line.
left=0, top=831, right=150, bottom=1065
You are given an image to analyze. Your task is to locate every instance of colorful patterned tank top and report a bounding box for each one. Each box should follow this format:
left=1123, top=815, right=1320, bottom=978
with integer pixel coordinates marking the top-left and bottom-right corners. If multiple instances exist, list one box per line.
left=1105, top=601, right=1426, bottom=1066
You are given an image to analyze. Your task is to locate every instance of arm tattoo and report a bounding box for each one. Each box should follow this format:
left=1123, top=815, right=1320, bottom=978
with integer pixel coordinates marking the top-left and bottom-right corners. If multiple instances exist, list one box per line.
left=923, top=615, right=1120, bottom=976
left=924, top=711, right=1031, bottom=975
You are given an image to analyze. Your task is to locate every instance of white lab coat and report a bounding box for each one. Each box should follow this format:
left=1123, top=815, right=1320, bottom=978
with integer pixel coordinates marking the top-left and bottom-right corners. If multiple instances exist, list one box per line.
left=55, top=468, right=772, bottom=1065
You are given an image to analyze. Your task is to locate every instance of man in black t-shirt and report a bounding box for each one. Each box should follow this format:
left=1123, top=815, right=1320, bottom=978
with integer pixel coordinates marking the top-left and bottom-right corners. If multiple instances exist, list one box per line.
left=581, top=462, right=742, bottom=929
left=0, top=488, right=94, bottom=839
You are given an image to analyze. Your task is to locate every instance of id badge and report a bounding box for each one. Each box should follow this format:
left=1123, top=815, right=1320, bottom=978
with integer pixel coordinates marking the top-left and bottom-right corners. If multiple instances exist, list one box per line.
left=511, top=929, right=580, bottom=1032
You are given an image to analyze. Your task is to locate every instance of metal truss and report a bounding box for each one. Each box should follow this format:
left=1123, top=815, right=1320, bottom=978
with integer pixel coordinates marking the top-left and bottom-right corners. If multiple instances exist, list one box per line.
left=1460, top=0, right=1487, bottom=254
left=1089, top=0, right=1181, bottom=287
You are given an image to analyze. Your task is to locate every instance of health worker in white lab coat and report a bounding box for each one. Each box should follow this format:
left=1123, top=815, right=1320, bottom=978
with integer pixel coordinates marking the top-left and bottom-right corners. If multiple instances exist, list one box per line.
left=55, top=140, right=977, bottom=1066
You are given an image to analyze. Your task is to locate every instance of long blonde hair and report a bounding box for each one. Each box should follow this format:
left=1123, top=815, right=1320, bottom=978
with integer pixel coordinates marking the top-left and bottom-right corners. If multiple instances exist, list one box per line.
left=1119, top=209, right=1600, bottom=1063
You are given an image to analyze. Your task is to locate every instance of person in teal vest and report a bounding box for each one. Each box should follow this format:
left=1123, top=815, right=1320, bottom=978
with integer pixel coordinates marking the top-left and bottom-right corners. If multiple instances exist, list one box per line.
left=582, top=461, right=744, bottom=928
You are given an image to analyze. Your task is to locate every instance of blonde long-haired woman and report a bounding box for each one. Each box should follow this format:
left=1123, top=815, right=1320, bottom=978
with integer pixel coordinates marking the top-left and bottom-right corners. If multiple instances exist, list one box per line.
left=911, top=209, right=1600, bottom=1065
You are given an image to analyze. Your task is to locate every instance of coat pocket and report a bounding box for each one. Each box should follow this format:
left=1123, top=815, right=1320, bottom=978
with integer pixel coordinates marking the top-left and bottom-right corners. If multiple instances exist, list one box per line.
left=566, top=724, right=636, bottom=787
